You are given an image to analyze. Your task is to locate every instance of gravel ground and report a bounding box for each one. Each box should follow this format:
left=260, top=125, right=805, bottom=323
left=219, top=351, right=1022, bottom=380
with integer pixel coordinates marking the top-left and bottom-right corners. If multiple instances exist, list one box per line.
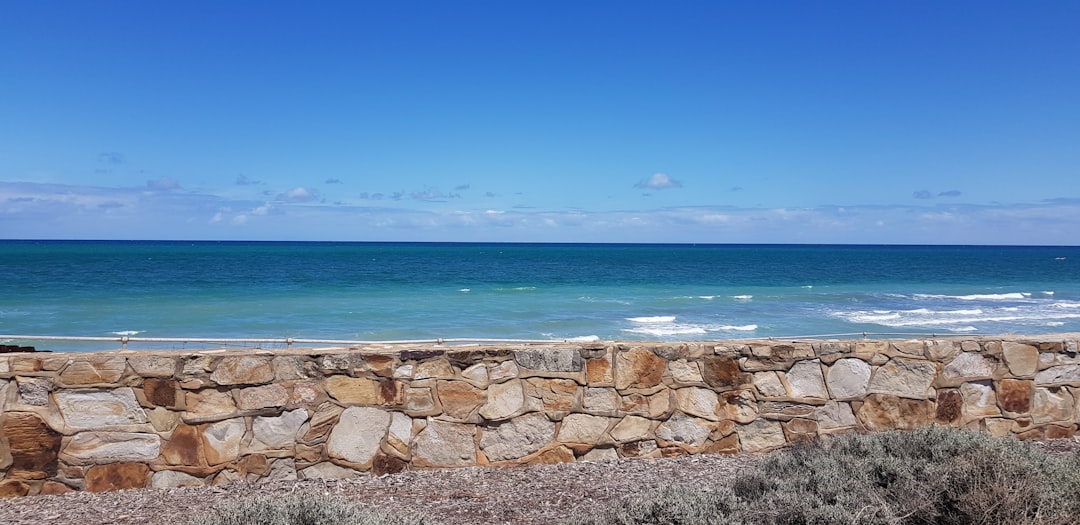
left=0, top=454, right=764, bottom=525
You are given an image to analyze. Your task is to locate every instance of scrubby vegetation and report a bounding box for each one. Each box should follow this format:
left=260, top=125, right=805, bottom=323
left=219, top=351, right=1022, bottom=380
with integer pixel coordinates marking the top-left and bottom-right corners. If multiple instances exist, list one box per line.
left=574, top=427, right=1080, bottom=525
left=187, top=490, right=438, bottom=525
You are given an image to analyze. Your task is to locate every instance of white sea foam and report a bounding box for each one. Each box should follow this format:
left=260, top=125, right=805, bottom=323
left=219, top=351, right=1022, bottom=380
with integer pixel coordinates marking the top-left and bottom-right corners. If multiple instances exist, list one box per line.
left=834, top=305, right=1080, bottom=328
left=915, top=292, right=1030, bottom=301
left=1043, top=291, right=1056, bottom=296
left=731, top=295, right=753, bottom=300
left=950, top=326, right=980, bottom=332
left=717, top=324, right=758, bottom=331
left=624, top=324, right=708, bottom=336
left=1047, top=322, right=1065, bottom=327
left=459, top=288, right=471, bottom=293
left=698, top=296, right=716, bottom=300
left=567, top=335, right=601, bottom=342
left=627, top=316, right=677, bottom=323
left=111, top=330, right=141, bottom=336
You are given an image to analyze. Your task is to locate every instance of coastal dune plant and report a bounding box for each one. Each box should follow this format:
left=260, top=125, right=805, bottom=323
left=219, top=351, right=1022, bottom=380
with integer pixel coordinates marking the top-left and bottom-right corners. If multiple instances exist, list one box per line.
left=572, top=426, right=1080, bottom=525
left=186, top=490, right=437, bottom=525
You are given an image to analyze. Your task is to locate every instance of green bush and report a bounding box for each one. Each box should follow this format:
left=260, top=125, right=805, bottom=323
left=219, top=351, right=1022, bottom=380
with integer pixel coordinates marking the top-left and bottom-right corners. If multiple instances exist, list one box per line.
left=573, top=427, right=1080, bottom=525
left=187, top=490, right=437, bottom=525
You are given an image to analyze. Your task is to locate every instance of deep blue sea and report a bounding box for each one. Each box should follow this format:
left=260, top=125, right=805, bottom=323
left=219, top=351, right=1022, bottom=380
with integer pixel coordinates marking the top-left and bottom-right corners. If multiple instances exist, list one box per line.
left=2, top=241, right=1079, bottom=352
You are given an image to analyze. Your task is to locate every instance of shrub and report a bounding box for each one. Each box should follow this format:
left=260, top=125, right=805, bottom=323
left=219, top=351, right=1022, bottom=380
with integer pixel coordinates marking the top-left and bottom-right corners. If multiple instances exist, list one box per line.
left=572, top=427, right=1080, bottom=525
left=187, top=490, right=437, bottom=525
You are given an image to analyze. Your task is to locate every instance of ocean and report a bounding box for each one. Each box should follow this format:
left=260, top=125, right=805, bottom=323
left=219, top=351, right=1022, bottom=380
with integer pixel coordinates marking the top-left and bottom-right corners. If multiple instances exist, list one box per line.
left=2, top=241, right=1078, bottom=352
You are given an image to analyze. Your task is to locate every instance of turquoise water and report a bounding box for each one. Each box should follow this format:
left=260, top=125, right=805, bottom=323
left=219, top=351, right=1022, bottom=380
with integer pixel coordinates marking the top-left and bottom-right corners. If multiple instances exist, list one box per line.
left=2, top=241, right=1079, bottom=351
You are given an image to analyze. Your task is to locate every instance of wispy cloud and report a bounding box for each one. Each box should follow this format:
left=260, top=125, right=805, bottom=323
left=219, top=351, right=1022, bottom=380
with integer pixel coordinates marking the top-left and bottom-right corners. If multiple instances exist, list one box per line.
left=409, top=188, right=462, bottom=201
left=236, top=174, right=262, bottom=186
left=635, top=173, right=682, bottom=190
left=277, top=187, right=320, bottom=203
left=325, top=178, right=344, bottom=184
left=913, top=190, right=933, bottom=199
left=98, top=152, right=125, bottom=165
left=146, top=177, right=182, bottom=191
left=938, top=190, right=962, bottom=197
left=454, top=184, right=470, bottom=191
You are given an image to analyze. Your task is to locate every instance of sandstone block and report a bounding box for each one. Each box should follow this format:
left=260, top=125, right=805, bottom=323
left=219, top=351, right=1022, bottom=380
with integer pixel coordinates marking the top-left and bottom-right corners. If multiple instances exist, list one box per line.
left=615, top=348, right=666, bottom=390
left=753, top=371, right=786, bottom=398
left=825, top=358, right=871, bottom=400
left=201, top=418, right=246, bottom=464
left=668, top=359, right=703, bottom=384
left=59, top=356, right=127, bottom=385
left=717, top=389, right=758, bottom=424
left=161, top=423, right=202, bottom=465
left=1002, top=343, right=1039, bottom=377
left=16, top=376, right=52, bottom=406
left=183, top=389, right=239, bottom=423
left=856, top=394, right=934, bottom=431
left=786, top=359, right=827, bottom=399
left=524, top=378, right=578, bottom=415
left=619, top=440, right=660, bottom=458
left=781, top=418, right=818, bottom=442
left=480, top=413, right=556, bottom=462
left=142, top=378, right=182, bottom=408
left=942, top=352, right=998, bottom=380
left=56, top=388, right=149, bottom=429
left=412, top=419, right=476, bottom=468
left=557, top=413, right=611, bottom=444
left=736, top=420, right=786, bottom=453
left=1035, top=365, right=1080, bottom=386
left=373, top=454, right=406, bottom=476
left=326, top=406, right=390, bottom=466
left=960, top=381, right=1000, bottom=423
left=701, top=433, right=740, bottom=454
left=479, top=379, right=526, bottom=421
left=460, top=363, right=490, bottom=388
left=403, top=386, right=440, bottom=416
left=146, top=406, right=180, bottom=433
left=610, top=415, right=652, bottom=443
left=515, top=347, right=583, bottom=373
left=249, top=408, right=308, bottom=452
left=587, top=353, right=614, bottom=385
left=300, top=462, right=360, bottom=480
left=60, top=432, right=161, bottom=465
left=655, top=412, right=715, bottom=447
left=702, top=355, right=750, bottom=389
left=648, top=390, right=673, bottom=419
left=1031, top=387, right=1074, bottom=424
left=925, top=341, right=961, bottom=362
left=582, top=387, right=620, bottom=415
left=286, top=381, right=328, bottom=409
left=414, top=358, right=455, bottom=380
left=323, top=376, right=379, bottom=405
left=1, top=412, right=61, bottom=478
left=150, top=470, right=205, bottom=488
left=997, top=379, right=1033, bottom=414
left=936, top=390, right=962, bottom=423
left=891, top=340, right=926, bottom=356
left=437, top=380, right=487, bottom=422
left=0, top=479, right=30, bottom=498
left=867, top=357, right=936, bottom=399
left=85, top=463, right=149, bottom=492
left=210, top=356, right=274, bottom=385
left=816, top=401, right=857, bottom=431
left=674, top=387, right=719, bottom=420
left=271, top=356, right=308, bottom=381
left=362, top=354, right=397, bottom=378
left=581, top=447, right=619, bottom=461
left=488, top=360, right=519, bottom=383
left=386, top=412, right=413, bottom=456
left=758, top=401, right=816, bottom=421
left=300, top=403, right=343, bottom=443
left=233, top=383, right=288, bottom=410
left=525, top=445, right=576, bottom=465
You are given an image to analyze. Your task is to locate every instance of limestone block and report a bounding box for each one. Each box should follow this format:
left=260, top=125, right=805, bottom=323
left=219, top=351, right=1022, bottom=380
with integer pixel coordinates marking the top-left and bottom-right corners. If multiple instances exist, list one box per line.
left=412, top=419, right=476, bottom=468
left=582, top=387, right=620, bottom=415
left=786, top=359, right=827, bottom=400
left=960, top=381, right=1000, bottom=423
left=286, top=381, right=328, bottom=409
left=648, top=390, right=673, bottom=419
left=1000, top=343, right=1039, bottom=377
left=489, top=360, right=519, bottom=383
left=403, top=386, right=440, bottom=416
left=271, top=356, right=307, bottom=381
left=0, top=412, right=61, bottom=478
left=655, top=412, right=715, bottom=447
left=1035, top=365, right=1080, bottom=386
left=323, top=376, right=379, bottom=405
left=825, top=358, right=871, bottom=400
left=717, top=389, right=758, bottom=424
left=480, top=412, right=556, bottom=462
left=610, top=415, right=652, bottom=443
left=85, top=463, right=150, bottom=492
left=891, top=340, right=926, bottom=356
left=394, top=364, right=414, bottom=379
left=249, top=408, right=308, bottom=452
left=150, top=470, right=204, bottom=488
left=557, top=413, right=611, bottom=444
left=524, top=378, right=578, bottom=415
left=581, top=447, right=619, bottom=461
left=460, top=363, right=489, bottom=388
left=816, top=401, right=856, bottom=431
left=753, top=371, right=787, bottom=398
left=326, top=406, right=391, bottom=466
left=736, top=420, right=786, bottom=453
left=942, top=352, right=998, bottom=381
left=300, top=462, right=360, bottom=480
left=997, top=379, right=1033, bottom=415
left=183, top=389, right=239, bottom=423
left=925, top=341, right=961, bottom=362
left=758, top=401, right=816, bottom=421
left=867, top=357, right=936, bottom=399
left=668, top=359, right=703, bottom=384
left=55, top=389, right=149, bottom=429
left=479, top=379, right=526, bottom=421
left=201, top=418, right=246, bottom=464
left=702, top=355, right=751, bottom=389
left=209, top=356, right=274, bottom=385
left=300, top=403, right=344, bottom=443
left=234, top=383, right=288, bottom=410
left=515, top=347, right=583, bottom=373
left=60, top=432, right=161, bottom=465
left=437, top=380, right=487, bottom=422
left=16, top=376, right=52, bottom=406
left=1031, top=387, right=1074, bottom=424
left=615, top=348, right=666, bottom=390
left=935, top=390, right=962, bottom=423
left=674, top=387, right=719, bottom=421
left=59, top=356, right=127, bottom=385
left=414, top=358, right=455, bottom=380
left=856, top=394, right=934, bottom=431
left=386, top=412, right=413, bottom=456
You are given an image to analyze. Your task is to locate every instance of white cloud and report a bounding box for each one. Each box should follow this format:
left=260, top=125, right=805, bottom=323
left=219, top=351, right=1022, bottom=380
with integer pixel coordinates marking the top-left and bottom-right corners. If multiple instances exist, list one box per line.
left=278, top=187, right=320, bottom=203
left=635, top=173, right=682, bottom=190
left=146, top=177, right=182, bottom=191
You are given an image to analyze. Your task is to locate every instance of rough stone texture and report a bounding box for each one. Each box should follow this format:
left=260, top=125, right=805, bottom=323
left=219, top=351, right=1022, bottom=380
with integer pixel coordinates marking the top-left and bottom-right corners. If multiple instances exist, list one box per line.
left=998, top=379, right=1033, bottom=414
left=523, top=378, right=577, bottom=415
left=786, top=360, right=828, bottom=399
left=209, top=356, right=274, bottom=385
left=609, top=416, right=652, bottom=443
left=867, top=357, right=937, bottom=399
left=84, top=463, right=150, bottom=492
left=615, top=348, right=666, bottom=390
left=936, top=390, right=963, bottom=423
left=183, top=389, right=239, bottom=423
left=515, top=347, right=583, bottom=373
left=414, top=359, right=455, bottom=380
left=1, top=412, right=61, bottom=478
left=61, top=432, right=160, bottom=465
left=59, top=356, right=127, bottom=385
left=16, top=377, right=52, bottom=406
left=582, top=387, right=620, bottom=415
left=668, top=360, right=703, bottom=384
left=736, top=420, right=786, bottom=453
left=942, top=352, right=998, bottom=380
left=412, top=419, right=476, bottom=468
left=488, top=360, right=518, bottom=383
left=716, top=389, right=758, bottom=424
left=702, top=356, right=750, bottom=389
left=201, top=418, right=246, bottom=464
left=959, top=381, right=1000, bottom=422
left=234, top=383, right=288, bottom=410
left=753, top=371, right=787, bottom=398
left=586, top=354, right=614, bottom=385
left=1002, top=342, right=1039, bottom=377
left=655, top=413, right=714, bottom=447
left=299, top=462, right=360, bottom=480
left=856, top=394, right=935, bottom=431
left=674, top=387, right=719, bottom=421
left=142, top=378, right=181, bottom=409
left=1035, top=365, right=1080, bottom=386
left=438, top=380, right=487, bottom=422
left=557, top=413, right=611, bottom=444
left=326, top=407, right=391, bottom=465
left=1031, top=387, right=1074, bottom=424
left=826, top=358, right=872, bottom=400
left=249, top=408, right=308, bottom=451
left=479, top=380, right=526, bottom=421
left=480, top=413, right=556, bottom=462
left=128, top=355, right=179, bottom=377
left=150, top=470, right=204, bottom=488
left=160, top=423, right=201, bottom=466
left=323, top=376, right=379, bottom=405
left=815, top=401, right=857, bottom=431
left=55, top=389, right=148, bottom=429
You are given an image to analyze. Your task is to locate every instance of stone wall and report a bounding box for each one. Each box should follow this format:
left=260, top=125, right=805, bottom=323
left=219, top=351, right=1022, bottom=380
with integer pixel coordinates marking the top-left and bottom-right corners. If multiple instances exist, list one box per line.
left=2, top=336, right=1079, bottom=497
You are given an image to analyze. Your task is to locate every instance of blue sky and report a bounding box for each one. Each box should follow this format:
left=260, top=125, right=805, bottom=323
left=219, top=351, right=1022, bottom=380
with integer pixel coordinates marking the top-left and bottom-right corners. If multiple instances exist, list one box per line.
left=2, top=1, right=1078, bottom=244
